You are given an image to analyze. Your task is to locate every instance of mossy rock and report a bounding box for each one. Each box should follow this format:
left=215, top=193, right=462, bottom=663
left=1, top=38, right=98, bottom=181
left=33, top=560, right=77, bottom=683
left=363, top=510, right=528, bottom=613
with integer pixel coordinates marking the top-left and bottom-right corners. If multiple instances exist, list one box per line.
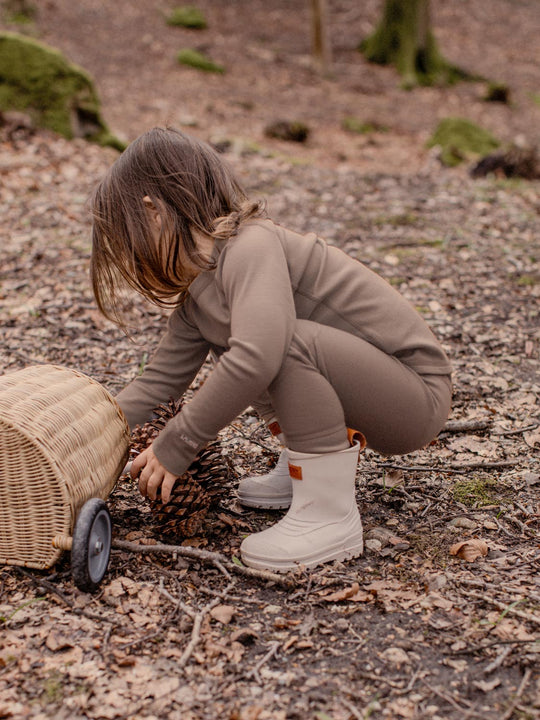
left=264, top=120, right=310, bottom=143
left=177, top=48, right=224, bottom=73
left=167, top=6, right=207, bottom=29
left=483, top=82, right=510, bottom=104
left=0, top=32, right=124, bottom=149
left=427, top=117, right=500, bottom=167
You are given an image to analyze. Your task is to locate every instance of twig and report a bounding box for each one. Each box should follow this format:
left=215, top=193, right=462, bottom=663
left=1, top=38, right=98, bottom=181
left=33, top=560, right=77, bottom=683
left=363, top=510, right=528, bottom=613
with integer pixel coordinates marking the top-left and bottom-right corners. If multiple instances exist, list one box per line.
left=444, top=419, right=493, bottom=433
left=483, top=646, right=512, bottom=675
left=395, top=667, right=422, bottom=696
left=495, top=422, right=539, bottom=437
left=494, top=516, right=519, bottom=539
left=449, top=460, right=519, bottom=470
left=340, top=698, right=363, bottom=720
left=420, top=679, right=484, bottom=719
left=356, top=671, right=412, bottom=690
left=464, top=589, right=540, bottom=628
left=244, top=640, right=281, bottom=681
left=230, top=424, right=277, bottom=453
left=213, top=559, right=232, bottom=580
left=157, top=582, right=196, bottom=618
left=448, top=637, right=539, bottom=656
left=157, top=578, right=234, bottom=668
left=13, top=567, right=118, bottom=625
left=501, top=668, right=532, bottom=720
left=116, top=628, right=167, bottom=652
left=368, top=459, right=518, bottom=475
left=112, top=539, right=296, bottom=589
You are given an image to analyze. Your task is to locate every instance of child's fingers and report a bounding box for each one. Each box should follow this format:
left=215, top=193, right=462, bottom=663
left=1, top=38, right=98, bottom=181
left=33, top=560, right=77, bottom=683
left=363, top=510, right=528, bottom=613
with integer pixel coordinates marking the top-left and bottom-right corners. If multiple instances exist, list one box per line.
left=160, top=474, right=178, bottom=504
left=130, top=449, right=148, bottom=479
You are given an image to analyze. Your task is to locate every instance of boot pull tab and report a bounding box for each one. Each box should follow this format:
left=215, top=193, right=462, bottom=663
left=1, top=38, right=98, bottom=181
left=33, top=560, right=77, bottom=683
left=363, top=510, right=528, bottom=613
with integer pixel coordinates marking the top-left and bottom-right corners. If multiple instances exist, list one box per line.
left=347, top=428, right=366, bottom=450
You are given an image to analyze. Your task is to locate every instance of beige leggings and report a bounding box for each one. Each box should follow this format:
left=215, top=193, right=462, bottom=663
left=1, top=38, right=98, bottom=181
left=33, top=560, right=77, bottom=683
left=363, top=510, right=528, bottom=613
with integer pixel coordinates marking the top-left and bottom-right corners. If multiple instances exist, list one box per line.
left=253, top=320, right=451, bottom=456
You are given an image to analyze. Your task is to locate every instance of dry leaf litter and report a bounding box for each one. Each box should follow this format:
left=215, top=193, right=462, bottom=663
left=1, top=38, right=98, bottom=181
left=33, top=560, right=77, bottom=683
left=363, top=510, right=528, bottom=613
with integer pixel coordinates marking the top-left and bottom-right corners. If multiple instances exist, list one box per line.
left=1, top=0, right=540, bottom=716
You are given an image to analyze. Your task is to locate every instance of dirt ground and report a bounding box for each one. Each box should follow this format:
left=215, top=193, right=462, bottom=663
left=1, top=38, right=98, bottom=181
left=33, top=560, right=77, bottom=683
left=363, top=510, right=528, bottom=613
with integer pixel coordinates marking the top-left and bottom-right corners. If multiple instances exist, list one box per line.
left=0, top=1, right=539, bottom=719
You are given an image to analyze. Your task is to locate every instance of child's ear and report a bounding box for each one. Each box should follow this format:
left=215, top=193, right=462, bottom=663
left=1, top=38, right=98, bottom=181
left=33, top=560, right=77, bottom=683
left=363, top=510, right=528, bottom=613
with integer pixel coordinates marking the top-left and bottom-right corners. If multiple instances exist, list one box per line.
left=142, top=196, right=161, bottom=229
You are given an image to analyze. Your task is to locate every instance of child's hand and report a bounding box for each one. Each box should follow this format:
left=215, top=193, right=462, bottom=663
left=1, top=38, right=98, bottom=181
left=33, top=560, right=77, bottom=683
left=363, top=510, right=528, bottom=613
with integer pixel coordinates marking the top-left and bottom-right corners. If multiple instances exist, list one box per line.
left=130, top=445, right=179, bottom=504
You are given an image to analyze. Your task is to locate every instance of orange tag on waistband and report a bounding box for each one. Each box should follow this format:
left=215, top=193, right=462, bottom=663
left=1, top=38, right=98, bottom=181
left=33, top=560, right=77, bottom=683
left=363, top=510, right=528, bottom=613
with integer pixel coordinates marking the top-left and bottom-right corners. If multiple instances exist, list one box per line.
left=288, top=463, right=303, bottom=481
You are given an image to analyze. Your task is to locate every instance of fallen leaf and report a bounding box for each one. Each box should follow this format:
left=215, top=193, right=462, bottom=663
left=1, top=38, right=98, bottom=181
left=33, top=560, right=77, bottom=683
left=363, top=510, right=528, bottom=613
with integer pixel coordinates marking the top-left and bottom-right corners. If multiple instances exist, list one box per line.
left=474, top=678, right=502, bottom=693
left=210, top=604, right=236, bottom=624
left=483, top=520, right=498, bottom=530
left=447, top=436, right=499, bottom=457
left=230, top=627, right=258, bottom=645
left=450, top=538, right=489, bottom=561
left=448, top=516, right=477, bottom=529
left=365, top=526, right=405, bottom=548
left=380, top=469, right=404, bottom=488
left=323, top=583, right=371, bottom=603
left=380, top=646, right=411, bottom=667
left=45, top=632, right=74, bottom=652
left=323, top=583, right=360, bottom=602
left=524, top=428, right=540, bottom=448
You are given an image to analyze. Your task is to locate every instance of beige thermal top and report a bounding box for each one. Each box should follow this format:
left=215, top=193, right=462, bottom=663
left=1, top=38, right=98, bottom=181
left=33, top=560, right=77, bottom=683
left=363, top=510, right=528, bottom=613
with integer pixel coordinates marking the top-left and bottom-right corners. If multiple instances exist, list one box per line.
left=116, top=219, right=452, bottom=476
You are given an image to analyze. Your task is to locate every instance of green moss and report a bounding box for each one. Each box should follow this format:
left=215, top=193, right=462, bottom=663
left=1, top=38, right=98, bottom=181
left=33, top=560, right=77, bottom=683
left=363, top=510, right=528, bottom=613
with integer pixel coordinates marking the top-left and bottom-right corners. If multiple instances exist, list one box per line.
left=167, top=6, right=207, bottom=29
left=342, top=116, right=388, bottom=134
left=3, top=0, right=36, bottom=24
left=452, top=477, right=499, bottom=507
left=177, top=48, right=224, bottom=73
left=0, top=32, right=123, bottom=149
left=427, top=117, right=500, bottom=167
left=373, top=212, right=419, bottom=227
left=516, top=274, right=538, bottom=287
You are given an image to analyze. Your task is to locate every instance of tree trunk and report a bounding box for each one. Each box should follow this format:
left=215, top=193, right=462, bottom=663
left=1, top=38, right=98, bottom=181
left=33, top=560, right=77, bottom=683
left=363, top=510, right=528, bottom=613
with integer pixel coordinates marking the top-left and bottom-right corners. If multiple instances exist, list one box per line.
left=310, top=0, right=332, bottom=76
left=361, top=0, right=465, bottom=87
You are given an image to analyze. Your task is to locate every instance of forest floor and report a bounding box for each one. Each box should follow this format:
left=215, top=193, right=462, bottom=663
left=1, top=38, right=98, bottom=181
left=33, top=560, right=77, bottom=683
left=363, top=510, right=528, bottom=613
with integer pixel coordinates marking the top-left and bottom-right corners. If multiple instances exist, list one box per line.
left=1, top=1, right=540, bottom=719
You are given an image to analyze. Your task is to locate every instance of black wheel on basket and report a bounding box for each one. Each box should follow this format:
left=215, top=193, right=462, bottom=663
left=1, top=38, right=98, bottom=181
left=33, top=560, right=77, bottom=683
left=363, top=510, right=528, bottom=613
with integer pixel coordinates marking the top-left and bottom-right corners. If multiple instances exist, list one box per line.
left=71, top=498, right=112, bottom=592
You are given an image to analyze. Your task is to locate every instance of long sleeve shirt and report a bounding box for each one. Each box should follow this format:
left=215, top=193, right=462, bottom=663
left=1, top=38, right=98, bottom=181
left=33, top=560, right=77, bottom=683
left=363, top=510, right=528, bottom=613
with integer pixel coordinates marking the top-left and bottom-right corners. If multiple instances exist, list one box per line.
left=116, top=219, right=452, bottom=476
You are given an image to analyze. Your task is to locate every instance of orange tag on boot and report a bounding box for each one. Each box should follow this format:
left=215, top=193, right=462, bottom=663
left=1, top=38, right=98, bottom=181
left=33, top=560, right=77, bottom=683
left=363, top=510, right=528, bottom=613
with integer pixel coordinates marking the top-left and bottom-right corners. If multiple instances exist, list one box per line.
left=288, top=463, right=303, bottom=480
left=347, top=427, right=367, bottom=450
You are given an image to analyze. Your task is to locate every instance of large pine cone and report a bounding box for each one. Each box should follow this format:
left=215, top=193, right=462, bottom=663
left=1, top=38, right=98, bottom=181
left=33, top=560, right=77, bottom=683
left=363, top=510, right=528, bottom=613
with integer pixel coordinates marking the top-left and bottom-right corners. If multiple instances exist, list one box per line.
left=130, top=399, right=230, bottom=538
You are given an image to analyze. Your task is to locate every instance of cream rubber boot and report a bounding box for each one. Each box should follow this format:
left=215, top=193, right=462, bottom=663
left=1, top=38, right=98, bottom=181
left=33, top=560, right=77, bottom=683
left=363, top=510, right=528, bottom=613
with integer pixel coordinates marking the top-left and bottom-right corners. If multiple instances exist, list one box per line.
left=236, top=450, right=293, bottom=509
left=240, top=441, right=363, bottom=571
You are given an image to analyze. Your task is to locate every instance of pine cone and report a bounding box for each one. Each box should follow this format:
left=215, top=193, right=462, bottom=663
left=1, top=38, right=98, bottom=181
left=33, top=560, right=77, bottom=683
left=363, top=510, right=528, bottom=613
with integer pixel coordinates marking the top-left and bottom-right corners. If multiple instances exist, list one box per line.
left=130, top=399, right=230, bottom=538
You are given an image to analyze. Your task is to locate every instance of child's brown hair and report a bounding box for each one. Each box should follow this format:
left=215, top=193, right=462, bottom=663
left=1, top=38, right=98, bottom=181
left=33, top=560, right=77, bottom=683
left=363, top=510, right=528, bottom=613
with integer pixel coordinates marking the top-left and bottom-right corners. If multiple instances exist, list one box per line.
left=90, top=127, right=264, bottom=325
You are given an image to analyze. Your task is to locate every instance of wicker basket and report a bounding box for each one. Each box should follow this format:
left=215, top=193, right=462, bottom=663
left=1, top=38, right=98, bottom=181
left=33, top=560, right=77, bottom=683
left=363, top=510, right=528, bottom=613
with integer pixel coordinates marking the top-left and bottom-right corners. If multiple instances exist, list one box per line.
left=0, top=365, right=130, bottom=570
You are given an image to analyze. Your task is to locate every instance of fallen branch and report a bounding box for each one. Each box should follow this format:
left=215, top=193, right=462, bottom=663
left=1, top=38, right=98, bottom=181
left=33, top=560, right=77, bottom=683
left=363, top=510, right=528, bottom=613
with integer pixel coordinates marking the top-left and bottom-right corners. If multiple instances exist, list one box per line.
left=464, top=589, right=540, bottom=628
left=443, top=419, right=493, bottom=433
left=112, top=538, right=296, bottom=589
left=448, top=637, right=539, bottom=656
left=370, top=459, right=519, bottom=475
